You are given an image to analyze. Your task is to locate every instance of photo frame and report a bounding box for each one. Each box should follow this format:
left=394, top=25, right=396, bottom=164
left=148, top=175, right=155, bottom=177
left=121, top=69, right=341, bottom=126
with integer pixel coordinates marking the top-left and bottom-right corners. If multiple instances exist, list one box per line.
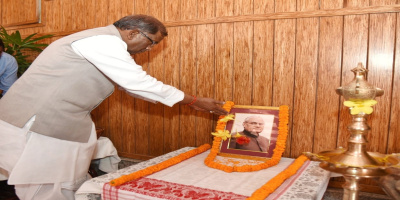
left=218, top=105, right=282, bottom=160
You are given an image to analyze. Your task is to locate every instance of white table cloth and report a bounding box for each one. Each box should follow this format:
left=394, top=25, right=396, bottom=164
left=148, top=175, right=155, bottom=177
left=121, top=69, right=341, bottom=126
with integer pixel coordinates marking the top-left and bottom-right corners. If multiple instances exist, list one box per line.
left=76, top=147, right=331, bottom=200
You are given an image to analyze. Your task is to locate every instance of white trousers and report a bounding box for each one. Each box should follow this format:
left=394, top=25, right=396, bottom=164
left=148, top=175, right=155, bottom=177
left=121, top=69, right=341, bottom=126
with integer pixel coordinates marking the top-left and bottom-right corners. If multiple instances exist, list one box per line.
left=0, top=116, right=97, bottom=200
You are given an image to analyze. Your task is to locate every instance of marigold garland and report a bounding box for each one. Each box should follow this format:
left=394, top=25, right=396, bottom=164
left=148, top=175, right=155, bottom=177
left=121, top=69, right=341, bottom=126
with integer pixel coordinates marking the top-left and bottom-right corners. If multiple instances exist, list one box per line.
left=108, top=101, right=307, bottom=200
left=109, top=144, right=211, bottom=186
left=247, top=155, right=309, bottom=200
left=204, top=101, right=290, bottom=173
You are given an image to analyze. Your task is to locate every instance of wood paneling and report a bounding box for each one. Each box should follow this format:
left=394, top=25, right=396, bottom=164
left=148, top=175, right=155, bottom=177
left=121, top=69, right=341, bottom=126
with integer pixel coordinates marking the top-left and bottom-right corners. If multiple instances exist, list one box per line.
left=338, top=0, right=369, bottom=149
left=314, top=0, right=343, bottom=153
left=163, top=0, right=181, bottom=153
left=133, top=0, right=150, bottom=156
left=387, top=13, right=400, bottom=154
left=1, top=0, right=39, bottom=27
left=215, top=0, right=234, bottom=102
left=253, top=0, right=274, bottom=106
left=179, top=0, right=198, bottom=148
left=196, top=0, right=216, bottom=146
left=4, top=0, right=400, bottom=192
left=292, top=0, right=319, bottom=157
left=233, top=1, right=253, bottom=105
left=148, top=0, right=165, bottom=157
left=274, top=0, right=296, bottom=157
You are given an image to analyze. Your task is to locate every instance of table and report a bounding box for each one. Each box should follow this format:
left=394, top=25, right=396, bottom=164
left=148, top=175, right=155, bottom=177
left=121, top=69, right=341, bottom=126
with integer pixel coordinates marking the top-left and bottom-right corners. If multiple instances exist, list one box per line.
left=76, top=147, right=331, bottom=200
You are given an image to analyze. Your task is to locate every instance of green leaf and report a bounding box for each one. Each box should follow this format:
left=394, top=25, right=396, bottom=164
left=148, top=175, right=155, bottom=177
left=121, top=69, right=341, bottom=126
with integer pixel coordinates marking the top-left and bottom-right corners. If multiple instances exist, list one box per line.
left=0, top=26, right=53, bottom=76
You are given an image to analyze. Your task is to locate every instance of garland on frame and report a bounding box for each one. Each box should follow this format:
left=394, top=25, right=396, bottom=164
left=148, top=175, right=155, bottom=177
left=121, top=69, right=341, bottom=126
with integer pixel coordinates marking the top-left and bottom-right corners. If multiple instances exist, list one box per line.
left=204, top=101, right=290, bottom=172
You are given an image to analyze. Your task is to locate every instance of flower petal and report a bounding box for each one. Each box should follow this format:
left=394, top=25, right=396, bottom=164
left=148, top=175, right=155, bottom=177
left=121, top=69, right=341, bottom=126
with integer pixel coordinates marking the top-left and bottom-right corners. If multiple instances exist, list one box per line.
left=350, top=107, right=361, bottom=115
left=344, top=101, right=356, bottom=107
left=361, top=106, right=373, bottom=114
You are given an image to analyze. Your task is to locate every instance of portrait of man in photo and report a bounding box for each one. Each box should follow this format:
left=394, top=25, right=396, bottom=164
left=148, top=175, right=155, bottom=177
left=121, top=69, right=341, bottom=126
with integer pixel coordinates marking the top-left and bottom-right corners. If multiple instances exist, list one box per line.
left=228, top=115, right=272, bottom=152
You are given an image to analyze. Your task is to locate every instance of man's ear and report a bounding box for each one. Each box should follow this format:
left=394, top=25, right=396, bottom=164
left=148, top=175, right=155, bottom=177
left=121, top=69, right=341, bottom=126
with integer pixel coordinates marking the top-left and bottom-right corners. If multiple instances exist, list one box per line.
left=127, top=30, right=140, bottom=40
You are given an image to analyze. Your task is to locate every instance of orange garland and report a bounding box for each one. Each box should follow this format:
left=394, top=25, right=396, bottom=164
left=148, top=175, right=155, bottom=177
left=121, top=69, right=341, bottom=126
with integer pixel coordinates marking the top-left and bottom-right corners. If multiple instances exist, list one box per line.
left=204, top=101, right=290, bottom=172
left=109, top=144, right=211, bottom=186
left=109, top=101, right=308, bottom=200
left=247, top=155, right=309, bottom=199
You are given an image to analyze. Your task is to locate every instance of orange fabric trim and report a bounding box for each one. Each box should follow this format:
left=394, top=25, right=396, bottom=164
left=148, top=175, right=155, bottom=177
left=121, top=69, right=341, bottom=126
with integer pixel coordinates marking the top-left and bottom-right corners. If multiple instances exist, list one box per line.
left=109, top=144, right=211, bottom=186
left=247, top=155, right=309, bottom=199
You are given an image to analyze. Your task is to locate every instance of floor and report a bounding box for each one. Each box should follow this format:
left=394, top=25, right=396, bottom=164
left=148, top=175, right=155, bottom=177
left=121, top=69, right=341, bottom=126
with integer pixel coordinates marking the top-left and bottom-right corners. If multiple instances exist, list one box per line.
left=0, top=158, right=395, bottom=200
left=0, top=181, right=18, bottom=200
left=323, top=188, right=392, bottom=200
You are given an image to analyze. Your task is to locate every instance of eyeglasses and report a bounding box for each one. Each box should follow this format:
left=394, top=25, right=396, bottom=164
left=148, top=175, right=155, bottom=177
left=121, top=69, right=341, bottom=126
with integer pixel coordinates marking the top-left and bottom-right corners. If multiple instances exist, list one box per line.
left=140, top=31, right=156, bottom=46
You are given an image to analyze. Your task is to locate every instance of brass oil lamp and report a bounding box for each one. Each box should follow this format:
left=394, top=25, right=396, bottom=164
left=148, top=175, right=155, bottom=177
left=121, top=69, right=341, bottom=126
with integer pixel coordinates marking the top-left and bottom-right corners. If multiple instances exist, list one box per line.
left=304, top=63, right=399, bottom=200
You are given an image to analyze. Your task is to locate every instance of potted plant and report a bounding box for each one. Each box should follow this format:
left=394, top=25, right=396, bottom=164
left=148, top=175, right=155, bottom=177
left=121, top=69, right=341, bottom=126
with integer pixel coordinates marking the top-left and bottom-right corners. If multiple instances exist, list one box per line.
left=0, top=26, right=53, bottom=76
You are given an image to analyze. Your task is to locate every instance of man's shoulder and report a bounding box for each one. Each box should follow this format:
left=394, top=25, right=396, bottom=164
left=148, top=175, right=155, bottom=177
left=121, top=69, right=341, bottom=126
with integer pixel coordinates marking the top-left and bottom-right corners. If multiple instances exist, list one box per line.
left=1, top=52, right=13, bottom=58
left=0, top=52, right=17, bottom=63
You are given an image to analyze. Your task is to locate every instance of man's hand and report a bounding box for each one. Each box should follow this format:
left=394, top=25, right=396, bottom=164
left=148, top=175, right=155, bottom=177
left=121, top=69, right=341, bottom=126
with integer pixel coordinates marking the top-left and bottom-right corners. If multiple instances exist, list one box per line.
left=179, top=94, right=228, bottom=115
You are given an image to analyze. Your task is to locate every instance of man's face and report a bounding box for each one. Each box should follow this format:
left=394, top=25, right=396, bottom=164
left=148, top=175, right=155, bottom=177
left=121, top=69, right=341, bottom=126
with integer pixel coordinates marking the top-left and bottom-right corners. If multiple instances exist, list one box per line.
left=125, top=30, right=164, bottom=55
left=243, top=117, right=265, bottom=134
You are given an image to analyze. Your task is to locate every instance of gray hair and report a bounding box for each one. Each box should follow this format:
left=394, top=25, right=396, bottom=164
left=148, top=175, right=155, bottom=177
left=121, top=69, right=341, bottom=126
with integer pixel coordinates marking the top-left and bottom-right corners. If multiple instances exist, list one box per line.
left=113, top=15, right=168, bottom=37
left=244, top=116, right=264, bottom=123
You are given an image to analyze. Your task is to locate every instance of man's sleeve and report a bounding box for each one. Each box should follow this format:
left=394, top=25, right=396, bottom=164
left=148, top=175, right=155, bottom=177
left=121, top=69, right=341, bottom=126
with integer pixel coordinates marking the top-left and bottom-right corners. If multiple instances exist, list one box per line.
left=71, top=35, right=184, bottom=107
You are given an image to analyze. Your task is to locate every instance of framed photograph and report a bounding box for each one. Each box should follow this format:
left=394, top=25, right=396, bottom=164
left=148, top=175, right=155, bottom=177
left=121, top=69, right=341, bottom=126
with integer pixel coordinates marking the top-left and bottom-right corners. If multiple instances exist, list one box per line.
left=219, top=105, right=282, bottom=160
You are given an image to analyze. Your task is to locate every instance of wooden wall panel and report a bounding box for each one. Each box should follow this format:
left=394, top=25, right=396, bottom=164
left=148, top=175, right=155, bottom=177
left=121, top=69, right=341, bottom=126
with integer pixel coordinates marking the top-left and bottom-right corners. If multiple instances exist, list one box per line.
left=163, top=0, right=181, bottom=153
left=313, top=0, right=343, bottom=153
left=214, top=0, right=234, bottom=107
left=120, top=0, right=136, bottom=155
left=1, top=0, right=39, bottom=27
left=62, top=0, right=74, bottom=31
left=132, top=0, right=150, bottom=156
left=43, top=0, right=62, bottom=32
left=253, top=0, right=274, bottom=106
left=291, top=0, right=319, bottom=157
left=75, top=0, right=86, bottom=29
left=368, top=12, right=395, bottom=153
left=95, top=0, right=110, bottom=27
left=367, top=0, right=396, bottom=153
left=196, top=0, right=216, bottom=146
left=107, top=0, right=124, bottom=154
left=179, top=0, right=198, bottom=148
left=274, top=0, right=296, bottom=157
left=4, top=3, right=400, bottom=192
left=387, top=13, right=400, bottom=153
left=148, top=0, right=166, bottom=157
left=85, top=0, right=97, bottom=29
left=233, top=0, right=253, bottom=105
left=338, top=0, right=369, bottom=149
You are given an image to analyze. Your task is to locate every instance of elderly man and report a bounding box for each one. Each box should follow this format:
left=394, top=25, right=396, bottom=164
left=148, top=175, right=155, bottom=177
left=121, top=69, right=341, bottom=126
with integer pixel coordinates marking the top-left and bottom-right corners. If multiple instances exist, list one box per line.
left=229, top=116, right=270, bottom=152
left=0, top=15, right=227, bottom=200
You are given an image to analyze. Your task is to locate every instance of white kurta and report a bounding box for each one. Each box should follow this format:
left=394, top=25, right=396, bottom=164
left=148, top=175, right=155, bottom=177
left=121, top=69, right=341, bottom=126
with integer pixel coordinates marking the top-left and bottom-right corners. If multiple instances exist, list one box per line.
left=0, top=116, right=97, bottom=187
left=0, top=33, right=184, bottom=197
left=71, top=35, right=184, bottom=107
